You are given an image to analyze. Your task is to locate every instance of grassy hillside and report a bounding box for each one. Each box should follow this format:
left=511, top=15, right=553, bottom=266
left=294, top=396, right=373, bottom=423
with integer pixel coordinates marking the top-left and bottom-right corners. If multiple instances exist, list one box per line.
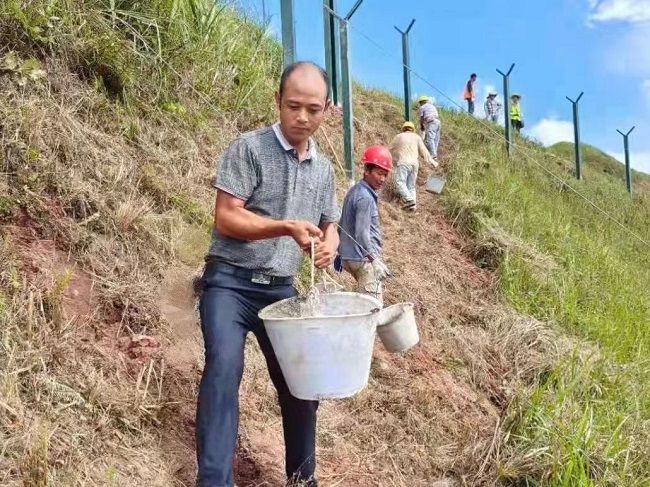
left=0, top=0, right=280, bottom=484
left=1, top=0, right=650, bottom=486
left=442, top=112, right=650, bottom=484
left=551, top=141, right=650, bottom=193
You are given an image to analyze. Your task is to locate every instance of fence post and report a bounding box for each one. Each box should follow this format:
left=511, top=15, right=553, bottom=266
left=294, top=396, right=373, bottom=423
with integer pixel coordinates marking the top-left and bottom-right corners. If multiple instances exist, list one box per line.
left=496, top=63, right=515, bottom=157
left=566, top=92, right=584, bottom=180
left=617, top=126, right=635, bottom=194
left=394, top=19, right=416, bottom=121
left=280, top=0, right=295, bottom=67
left=340, top=20, right=353, bottom=184
left=330, top=0, right=364, bottom=187
left=322, top=0, right=339, bottom=104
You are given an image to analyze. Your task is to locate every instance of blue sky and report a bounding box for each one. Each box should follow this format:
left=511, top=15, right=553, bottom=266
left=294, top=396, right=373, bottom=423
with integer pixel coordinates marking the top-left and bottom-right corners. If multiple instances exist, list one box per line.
left=236, top=0, right=650, bottom=174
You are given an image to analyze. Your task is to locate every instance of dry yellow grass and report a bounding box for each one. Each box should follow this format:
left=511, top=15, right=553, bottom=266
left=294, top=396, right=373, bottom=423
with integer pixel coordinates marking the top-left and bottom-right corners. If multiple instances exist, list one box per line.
left=1, top=21, right=563, bottom=487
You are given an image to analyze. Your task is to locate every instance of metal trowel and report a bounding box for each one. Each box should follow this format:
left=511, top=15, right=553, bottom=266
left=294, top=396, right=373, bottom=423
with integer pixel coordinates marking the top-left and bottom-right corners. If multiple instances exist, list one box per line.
left=426, top=174, right=446, bottom=194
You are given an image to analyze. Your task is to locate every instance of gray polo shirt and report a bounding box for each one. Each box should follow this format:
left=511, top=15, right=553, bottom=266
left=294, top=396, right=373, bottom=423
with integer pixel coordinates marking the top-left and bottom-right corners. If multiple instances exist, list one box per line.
left=208, top=123, right=340, bottom=277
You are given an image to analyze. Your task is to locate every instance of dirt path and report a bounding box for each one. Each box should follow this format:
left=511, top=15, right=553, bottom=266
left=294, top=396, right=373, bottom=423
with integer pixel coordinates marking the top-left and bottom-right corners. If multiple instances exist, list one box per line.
left=154, top=182, right=496, bottom=486
left=158, top=266, right=286, bottom=487
left=153, top=160, right=555, bottom=486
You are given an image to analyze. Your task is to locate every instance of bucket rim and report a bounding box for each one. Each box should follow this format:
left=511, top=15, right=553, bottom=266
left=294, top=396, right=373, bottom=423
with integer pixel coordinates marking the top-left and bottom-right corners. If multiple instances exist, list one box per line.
left=258, top=291, right=382, bottom=322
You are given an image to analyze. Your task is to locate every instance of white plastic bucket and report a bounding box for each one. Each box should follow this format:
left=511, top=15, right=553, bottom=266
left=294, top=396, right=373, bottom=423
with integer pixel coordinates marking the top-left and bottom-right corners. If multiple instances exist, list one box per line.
left=259, top=292, right=381, bottom=400
left=376, top=303, right=419, bottom=353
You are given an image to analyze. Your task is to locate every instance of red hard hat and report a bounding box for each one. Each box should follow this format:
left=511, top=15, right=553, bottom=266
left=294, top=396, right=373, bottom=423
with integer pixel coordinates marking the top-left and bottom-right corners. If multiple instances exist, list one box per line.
left=361, top=145, right=393, bottom=172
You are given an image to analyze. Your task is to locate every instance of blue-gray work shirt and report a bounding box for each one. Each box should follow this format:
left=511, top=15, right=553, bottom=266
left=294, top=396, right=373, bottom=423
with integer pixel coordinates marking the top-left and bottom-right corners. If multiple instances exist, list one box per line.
left=208, top=124, right=340, bottom=277
left=338, top=180, right=382, bottom=262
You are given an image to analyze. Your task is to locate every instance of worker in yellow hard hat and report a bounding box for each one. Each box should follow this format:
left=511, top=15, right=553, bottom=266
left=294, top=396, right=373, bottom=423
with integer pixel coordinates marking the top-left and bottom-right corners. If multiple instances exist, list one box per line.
left=389, top=120, right=438, bottom=212
left=416, top=95, right=441, bottom=162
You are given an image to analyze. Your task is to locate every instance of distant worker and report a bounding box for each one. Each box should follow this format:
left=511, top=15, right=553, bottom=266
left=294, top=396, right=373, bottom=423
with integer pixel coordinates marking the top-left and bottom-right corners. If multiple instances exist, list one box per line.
left=390, top=121, right=437, bottom=212
left=510, top=94, right=524, bottom=133
left=417, top=95, right=441, bottom=162
left=464, top=73, right=477, bottom=114
left=484, top=92, right=501, bottom=123
left=337, top=146, right=392, bottom=305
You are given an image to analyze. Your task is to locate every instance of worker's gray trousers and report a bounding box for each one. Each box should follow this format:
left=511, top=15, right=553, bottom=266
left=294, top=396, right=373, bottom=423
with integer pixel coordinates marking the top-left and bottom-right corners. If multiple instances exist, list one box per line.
left=196, top=262, right=318, bottom=487
left=424, top=119, right=441, bottom=158
left=394, top=163, right=418, bottom=206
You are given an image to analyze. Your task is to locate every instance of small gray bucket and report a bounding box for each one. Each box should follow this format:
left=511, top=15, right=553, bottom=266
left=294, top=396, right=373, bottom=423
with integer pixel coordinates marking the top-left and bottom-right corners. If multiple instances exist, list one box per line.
left=376, top=303, right=419, bottom=353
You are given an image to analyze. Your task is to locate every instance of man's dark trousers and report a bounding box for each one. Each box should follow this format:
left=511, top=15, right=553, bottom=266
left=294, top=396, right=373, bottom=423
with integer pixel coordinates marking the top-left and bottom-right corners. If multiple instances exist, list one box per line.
left=196, top=262, right=319, bottom=487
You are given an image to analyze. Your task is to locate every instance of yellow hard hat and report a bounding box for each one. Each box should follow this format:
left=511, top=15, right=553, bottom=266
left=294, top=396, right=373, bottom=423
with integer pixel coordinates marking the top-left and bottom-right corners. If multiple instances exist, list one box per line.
left=402, top=121, right=416, bottom=131
left=417, top=95, right=429, bottom=103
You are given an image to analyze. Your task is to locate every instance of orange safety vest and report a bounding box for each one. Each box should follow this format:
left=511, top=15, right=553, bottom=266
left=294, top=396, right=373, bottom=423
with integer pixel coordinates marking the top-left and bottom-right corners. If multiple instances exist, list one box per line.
left=464, top=80, right=475, bottom=101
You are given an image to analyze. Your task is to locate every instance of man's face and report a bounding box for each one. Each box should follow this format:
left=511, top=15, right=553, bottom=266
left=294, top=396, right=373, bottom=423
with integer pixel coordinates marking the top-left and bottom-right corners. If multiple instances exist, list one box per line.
left=471, top=75, right=477, bottom=81
left=364, top=165, right=389, bottom=190
left=275, top=67, right=330, bottom=146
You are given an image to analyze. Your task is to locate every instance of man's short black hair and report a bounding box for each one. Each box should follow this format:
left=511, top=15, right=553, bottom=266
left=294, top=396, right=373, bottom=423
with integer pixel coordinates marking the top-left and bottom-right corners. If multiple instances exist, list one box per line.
left=279, top=61, right=329, bottom=99
left=470, top=73, right=477, bottom=78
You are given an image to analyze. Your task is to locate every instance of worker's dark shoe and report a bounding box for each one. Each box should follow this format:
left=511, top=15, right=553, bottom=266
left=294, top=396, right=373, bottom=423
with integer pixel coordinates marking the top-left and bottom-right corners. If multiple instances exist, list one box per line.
left=287, top=476, right=318, bottom=487
left=402, top=201, right=416, bottom=211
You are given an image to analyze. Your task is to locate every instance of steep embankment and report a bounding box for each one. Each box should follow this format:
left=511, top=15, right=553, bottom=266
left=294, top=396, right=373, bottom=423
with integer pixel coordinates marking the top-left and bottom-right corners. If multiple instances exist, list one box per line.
left=0, top=3, right=552, bottom=485
left=2, top=1, right=650, bottom=486
left=440, top=110, right=650, bottom=484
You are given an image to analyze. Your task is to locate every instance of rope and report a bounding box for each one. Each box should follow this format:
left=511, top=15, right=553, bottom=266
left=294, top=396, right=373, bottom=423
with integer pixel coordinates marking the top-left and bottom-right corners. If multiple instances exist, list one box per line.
left=310, top=236, right=316, bottom=290
left=335, top=222, right=374, bottom=259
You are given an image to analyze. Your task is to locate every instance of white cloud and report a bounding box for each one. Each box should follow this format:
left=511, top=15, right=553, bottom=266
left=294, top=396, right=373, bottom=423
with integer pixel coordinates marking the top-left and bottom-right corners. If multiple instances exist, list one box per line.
left=480, top=83, right=498, bottom=98
left=642, top=79, right=650, bottom=107
left=603, top=25, right=650, bottom=77
left=608, top=150, right=650, bottom=173
left=529, top=118, right=575, bottom=146
left=588, top=0, right=650, bottom=24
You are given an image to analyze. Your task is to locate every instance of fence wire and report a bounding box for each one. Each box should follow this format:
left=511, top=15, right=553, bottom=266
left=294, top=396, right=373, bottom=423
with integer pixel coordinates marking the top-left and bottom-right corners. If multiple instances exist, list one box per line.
left=343, top=20, right=650, bottom=251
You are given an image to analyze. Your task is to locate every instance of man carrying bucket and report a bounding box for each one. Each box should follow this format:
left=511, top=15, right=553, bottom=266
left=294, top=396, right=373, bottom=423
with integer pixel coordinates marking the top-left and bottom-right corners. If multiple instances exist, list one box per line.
left=196, top=61, right=339, bottom=487
left=336, top=146, right=393, bottom=305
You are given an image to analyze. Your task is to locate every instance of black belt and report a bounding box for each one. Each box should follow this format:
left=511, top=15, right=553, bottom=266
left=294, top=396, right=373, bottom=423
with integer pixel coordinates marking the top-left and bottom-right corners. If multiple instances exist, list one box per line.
left=206, top=260, right=294, bottom=286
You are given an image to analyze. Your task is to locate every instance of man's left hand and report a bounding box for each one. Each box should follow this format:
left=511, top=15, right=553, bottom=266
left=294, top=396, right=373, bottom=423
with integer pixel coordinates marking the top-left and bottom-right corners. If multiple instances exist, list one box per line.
left=313, top=240, right=337, bottom=269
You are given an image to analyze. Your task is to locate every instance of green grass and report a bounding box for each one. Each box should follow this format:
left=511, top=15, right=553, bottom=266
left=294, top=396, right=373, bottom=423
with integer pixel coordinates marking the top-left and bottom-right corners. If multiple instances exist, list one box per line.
left=441, top=109, right=650, bottom=485
left=3, top=0, right=650, bottom=484
left=1, top=0, right=282, bottom=123
left=551, top=141, right=650, bottom=194
left=0, top=1, right=283, bottom=484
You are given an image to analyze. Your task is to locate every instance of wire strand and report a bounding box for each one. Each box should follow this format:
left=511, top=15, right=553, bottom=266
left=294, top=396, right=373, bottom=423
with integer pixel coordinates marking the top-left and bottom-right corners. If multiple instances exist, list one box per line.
left=156, top=16, right=650, bottom=252
left=346, top=22, right=650, bottom=251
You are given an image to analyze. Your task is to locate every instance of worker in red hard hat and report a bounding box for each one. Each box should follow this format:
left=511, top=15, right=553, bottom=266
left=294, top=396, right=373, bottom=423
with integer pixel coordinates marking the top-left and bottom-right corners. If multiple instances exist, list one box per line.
left=336, top=145, right=392, bottom=305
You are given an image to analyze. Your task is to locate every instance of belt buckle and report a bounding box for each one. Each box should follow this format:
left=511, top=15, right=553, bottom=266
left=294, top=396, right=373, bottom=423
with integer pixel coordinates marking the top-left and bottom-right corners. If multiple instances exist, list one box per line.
left=251, top=272, right=271, bottom=285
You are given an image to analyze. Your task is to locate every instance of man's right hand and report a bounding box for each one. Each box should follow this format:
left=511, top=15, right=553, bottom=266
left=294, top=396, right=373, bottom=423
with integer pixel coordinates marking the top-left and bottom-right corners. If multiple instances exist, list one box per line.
left=287, top=220, right=323, bottom=250
left=371, top=259, right=391, bottom=281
